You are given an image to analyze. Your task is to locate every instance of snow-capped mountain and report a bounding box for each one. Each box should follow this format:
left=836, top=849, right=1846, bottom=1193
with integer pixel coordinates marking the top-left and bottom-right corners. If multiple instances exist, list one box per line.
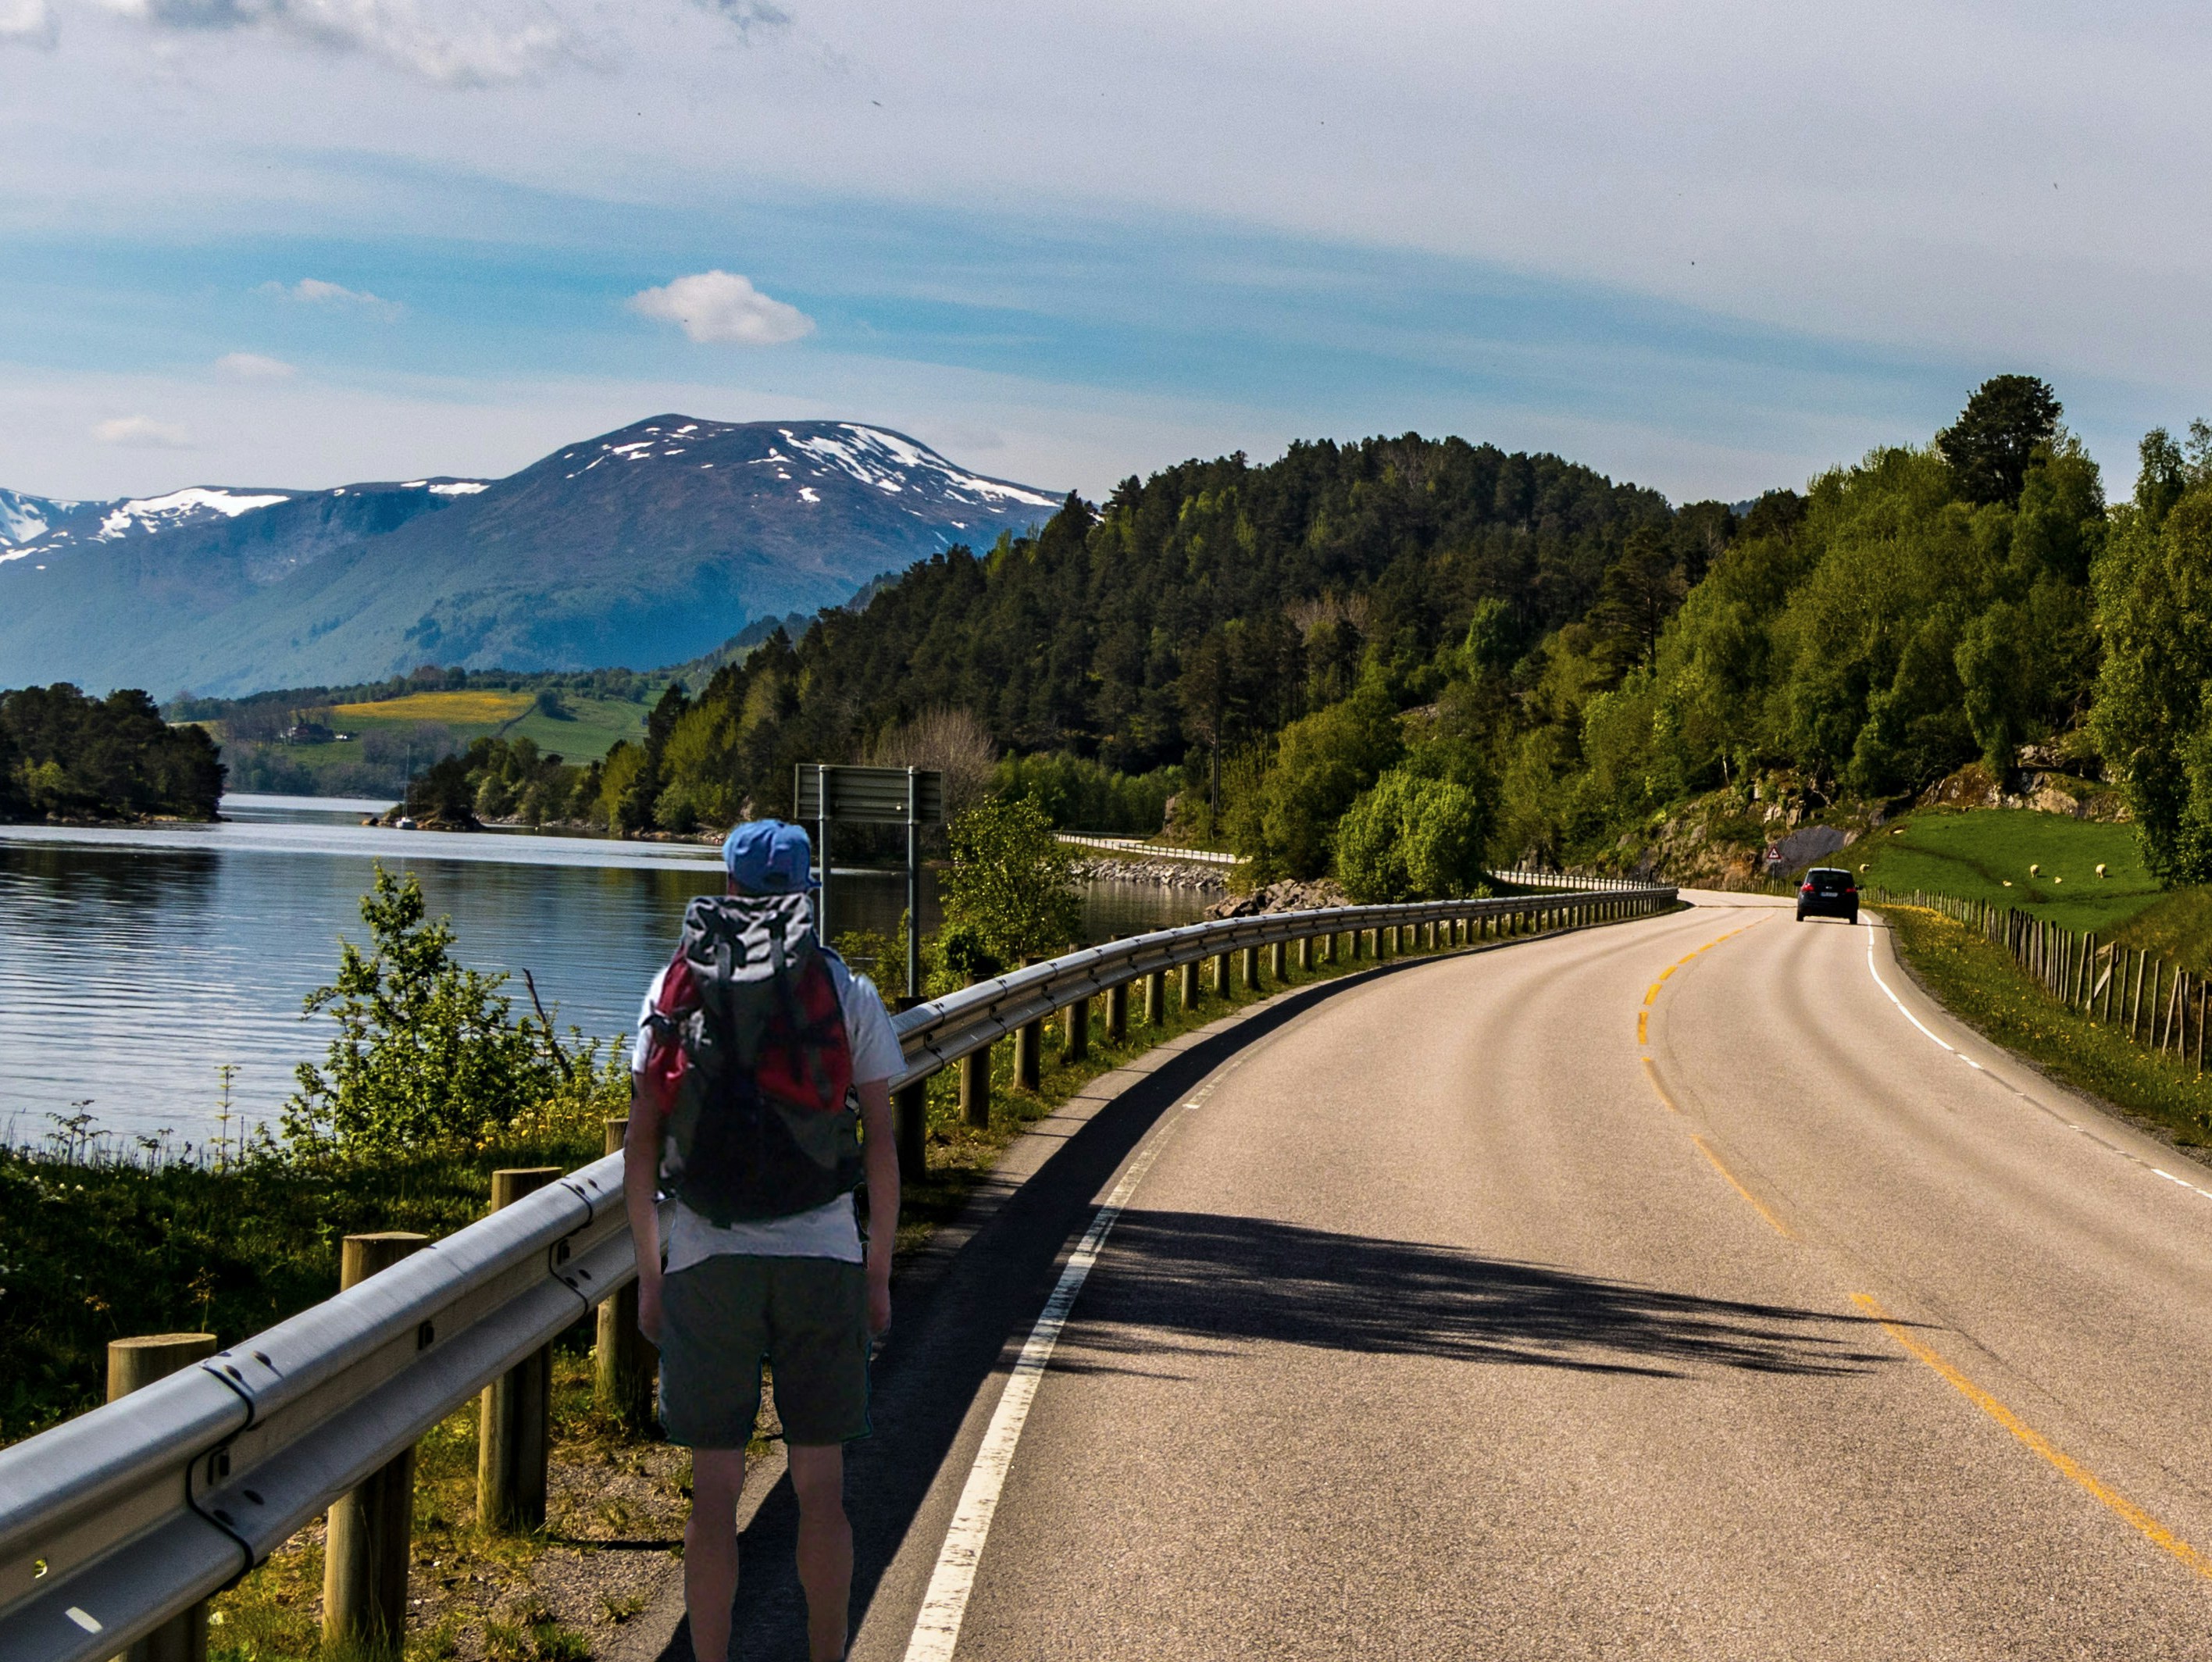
left=0, top=418, right=1064, bottom=697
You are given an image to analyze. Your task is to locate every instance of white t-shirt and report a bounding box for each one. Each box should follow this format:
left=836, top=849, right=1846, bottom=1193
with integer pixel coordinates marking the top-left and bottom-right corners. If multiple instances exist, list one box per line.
left=632, top=947, right=903, bottom=1272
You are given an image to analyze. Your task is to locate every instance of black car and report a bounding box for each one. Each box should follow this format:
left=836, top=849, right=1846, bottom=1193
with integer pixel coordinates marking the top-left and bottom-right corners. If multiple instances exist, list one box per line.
left=1796, top=865, right=1859, bottom=923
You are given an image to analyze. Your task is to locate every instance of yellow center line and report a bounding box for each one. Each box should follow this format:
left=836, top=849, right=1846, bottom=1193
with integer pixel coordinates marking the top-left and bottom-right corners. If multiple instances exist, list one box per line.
left=1638, top=1055, right=1680, bottom=1114
left=1691, top=1134, right=1795, bottom=1237
left=1851, top=1293, right=2212, bottom=1582
left=1639, top=921, right=1759, bottom=1036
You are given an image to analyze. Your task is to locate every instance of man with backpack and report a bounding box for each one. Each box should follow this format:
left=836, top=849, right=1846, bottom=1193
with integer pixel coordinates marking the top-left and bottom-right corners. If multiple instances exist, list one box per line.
left=623, top=819, right=903, bottom=1662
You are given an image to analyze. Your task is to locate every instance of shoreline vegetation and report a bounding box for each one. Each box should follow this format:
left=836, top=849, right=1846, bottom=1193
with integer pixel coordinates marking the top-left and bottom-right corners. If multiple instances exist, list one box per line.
left=1, top=683, right=223, bottom=826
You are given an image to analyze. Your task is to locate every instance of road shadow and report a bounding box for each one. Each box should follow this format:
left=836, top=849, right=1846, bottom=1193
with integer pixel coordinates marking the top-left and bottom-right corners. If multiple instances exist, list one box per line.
left=669, top=968, right=1411, bottom=1659
left=1057, top=1211, right=1883, bottom=1378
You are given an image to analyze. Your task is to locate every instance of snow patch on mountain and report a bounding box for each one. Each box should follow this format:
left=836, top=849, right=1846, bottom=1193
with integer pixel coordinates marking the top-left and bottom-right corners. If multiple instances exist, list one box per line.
left=96, top=488, right=295, bottom=541
left=0, top=488, right=83, bottom=548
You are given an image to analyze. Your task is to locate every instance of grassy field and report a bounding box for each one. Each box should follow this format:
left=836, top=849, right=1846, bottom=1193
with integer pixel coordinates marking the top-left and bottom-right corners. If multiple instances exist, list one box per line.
left=1854, top=808, right=2160, bottom=933
left=253, top=692, right=654, bottom=781
left=330, top=690, right=537, bottom=727
left=2110, top=886, right=2212, bottom=977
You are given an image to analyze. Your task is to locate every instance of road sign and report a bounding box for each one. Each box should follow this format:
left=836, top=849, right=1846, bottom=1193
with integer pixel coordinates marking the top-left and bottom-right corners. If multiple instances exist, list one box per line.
left=794, top=765, right=945, bottom=997
left=794, top=765, right=944, bottom=826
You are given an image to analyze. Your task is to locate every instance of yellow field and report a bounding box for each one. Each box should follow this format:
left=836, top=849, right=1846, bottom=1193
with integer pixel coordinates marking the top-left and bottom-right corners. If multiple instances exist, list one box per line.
left=330, top=690, right=534, bottom=726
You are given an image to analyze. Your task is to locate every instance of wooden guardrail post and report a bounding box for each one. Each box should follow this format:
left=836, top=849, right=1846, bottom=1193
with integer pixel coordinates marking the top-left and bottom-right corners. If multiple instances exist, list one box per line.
left=594, top=1121, right=656, bottom=1432
left=1105, top=979, right=1129, bottom=1044
left=1210, top=952, right=1231, bottom=997
left=109, top=1334, right=218, bottom=1662
left=1352, top=929, right=1366, bottom=960
left=1268, top=940, right=1286, bottom=980
left=480, top=1168, right=560, bottom=1534
left=962, top=1045, right=992, bottom=1127
left=1144, top=967, right=1167, bottom=1025
left=326, top=1233, right=430, bottom=1655
left=894, top=997, right=929, bottom=1179
left=1179, top=958, right=1201, bottom=1008
left=1064, top=989, right=1090, bottom=1061
left=1240, top=944, right=1261, bottom=990
left=1296, top=933, right=1313, bottom=971
left=1014, top=961, right=1044, bottom=1091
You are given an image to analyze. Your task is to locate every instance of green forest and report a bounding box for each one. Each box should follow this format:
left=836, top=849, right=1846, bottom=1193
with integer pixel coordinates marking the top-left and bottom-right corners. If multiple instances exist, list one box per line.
left=0, top=683, right=223, bottom=823
left=373, top=378, right=2212, bottom=900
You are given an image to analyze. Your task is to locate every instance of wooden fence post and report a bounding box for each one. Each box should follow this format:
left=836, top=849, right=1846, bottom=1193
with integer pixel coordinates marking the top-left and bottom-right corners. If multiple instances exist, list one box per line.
left=1065, top=990, right=1090, bottom=1061
left=1144, top=967, right=1168, bottom=1025
left=594, top=1121, right=655, bottom=1432
left=480, top=1168, right=560, bottom=1533
left=1210, top=953, right=1231, bottom=997
left=109, top=1334, right=219, bottom=1662
left=1297, top=934, right=1314, bottom=971
left=1106, top=978, right=1129, bottom=1045
left=1240, top=944, right=1261, bottom=990
left=1179, top=958, right=1201, bottom=1009
left=326, top=1234, right=430, bottom=1653
left=1268, top=940, right=1286, bottom=981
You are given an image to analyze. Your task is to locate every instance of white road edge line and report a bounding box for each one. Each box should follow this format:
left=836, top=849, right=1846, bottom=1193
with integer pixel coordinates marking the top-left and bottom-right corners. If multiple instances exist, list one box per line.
left=901, top=1104, right=1197, bottom=1661
left=1868, top=915, right=2212, bottom=1204
left=1864, top=923, right=1982, bottom=1069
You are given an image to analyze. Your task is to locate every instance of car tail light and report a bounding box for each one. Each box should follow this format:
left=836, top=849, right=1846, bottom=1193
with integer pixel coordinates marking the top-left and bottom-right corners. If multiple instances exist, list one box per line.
left=1800, top=882, right=1814, bottom=893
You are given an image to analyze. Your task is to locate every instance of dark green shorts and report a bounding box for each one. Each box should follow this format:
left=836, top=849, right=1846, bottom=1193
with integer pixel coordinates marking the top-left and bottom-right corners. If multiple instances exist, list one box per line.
left=658, top=1255, right=872, bottom=1448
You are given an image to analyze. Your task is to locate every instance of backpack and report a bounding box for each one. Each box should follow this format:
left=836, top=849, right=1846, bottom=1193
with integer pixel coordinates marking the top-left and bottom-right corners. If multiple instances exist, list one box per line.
left=644, top=892, right=860, bottom=1225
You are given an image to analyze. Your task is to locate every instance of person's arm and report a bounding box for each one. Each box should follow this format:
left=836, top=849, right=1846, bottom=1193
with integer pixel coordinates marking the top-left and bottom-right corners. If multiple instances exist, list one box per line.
left=858, top=1076, right=898, bottom=1335
left=624, top=1081, right=667, bottom=1343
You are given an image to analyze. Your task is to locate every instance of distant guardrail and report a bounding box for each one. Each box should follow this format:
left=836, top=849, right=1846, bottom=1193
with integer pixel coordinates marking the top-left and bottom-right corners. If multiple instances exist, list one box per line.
left=1055, top=834, right=1240, bottom=866
left=0, top=883, right=1675, bottom=1662
left=1490, top=868, right=1647, bottom=893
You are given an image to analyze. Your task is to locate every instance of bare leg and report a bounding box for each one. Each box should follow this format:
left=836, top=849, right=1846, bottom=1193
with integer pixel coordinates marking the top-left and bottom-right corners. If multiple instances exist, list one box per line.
left=787, top=1443, right=852, bottom=1662
left=685, top=1447, right=747, bottom=1662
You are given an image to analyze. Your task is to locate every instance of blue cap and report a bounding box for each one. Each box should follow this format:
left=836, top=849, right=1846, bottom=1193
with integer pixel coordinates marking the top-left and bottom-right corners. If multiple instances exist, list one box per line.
left=722, top=819, right=819, bottom=892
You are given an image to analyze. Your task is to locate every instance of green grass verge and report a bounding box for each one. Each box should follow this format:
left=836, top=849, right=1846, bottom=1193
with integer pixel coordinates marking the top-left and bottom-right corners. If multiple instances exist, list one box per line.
left=1855, top=808, right=2158, bottom=933
left=1882, top=902, right=2212, bottom=1149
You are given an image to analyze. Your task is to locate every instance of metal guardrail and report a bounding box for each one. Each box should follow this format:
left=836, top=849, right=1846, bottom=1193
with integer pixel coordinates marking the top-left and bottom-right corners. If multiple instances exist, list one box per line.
left=0, top=885, right=1674, bottom=1662
left=1490, top=868, right=1647, bottom=893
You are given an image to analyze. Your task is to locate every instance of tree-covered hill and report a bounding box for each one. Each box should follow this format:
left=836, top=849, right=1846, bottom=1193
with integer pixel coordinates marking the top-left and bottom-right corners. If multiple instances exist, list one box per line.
left=589, top=433, right=1746, bottom=862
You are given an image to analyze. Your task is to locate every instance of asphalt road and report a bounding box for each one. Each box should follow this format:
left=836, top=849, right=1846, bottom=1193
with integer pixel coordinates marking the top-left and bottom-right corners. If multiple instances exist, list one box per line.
left=714, top=897, right=2212, bottom=1659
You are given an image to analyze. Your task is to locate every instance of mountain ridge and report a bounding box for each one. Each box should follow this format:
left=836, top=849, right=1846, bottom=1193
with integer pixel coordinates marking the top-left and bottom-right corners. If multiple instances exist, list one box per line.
left=0, top=418, right=1064, bottom=698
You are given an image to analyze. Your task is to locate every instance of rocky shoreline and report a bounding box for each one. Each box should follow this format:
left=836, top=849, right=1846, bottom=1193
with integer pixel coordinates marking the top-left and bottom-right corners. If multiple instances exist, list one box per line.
left=1068, top=854, right=1232, bottom=893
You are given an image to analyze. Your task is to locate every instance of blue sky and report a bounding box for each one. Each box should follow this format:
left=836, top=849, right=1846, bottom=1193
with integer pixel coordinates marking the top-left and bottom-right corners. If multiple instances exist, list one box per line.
left=3, top=1, right=2207, bottom=505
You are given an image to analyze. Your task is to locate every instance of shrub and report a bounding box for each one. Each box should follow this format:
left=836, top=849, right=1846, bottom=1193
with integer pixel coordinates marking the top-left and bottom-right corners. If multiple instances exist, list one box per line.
left=284, top=866, right=569, bottom=1157
left=940, top=796, right=1079, bottom=965
left=1334, top=769, right=1490, bottom=902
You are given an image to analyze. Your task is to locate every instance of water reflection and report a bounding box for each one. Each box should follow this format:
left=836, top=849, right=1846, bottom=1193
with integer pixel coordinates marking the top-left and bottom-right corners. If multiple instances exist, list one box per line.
left=0, top=797, right=1208, bottom=1146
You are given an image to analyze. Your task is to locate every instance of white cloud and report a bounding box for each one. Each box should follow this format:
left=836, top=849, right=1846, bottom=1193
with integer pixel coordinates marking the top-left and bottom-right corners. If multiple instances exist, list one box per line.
left=215, top=351, right=298, bottom=379
left=0, top=0, right=55, bottom=46
left=629, top=270, right=815, bottom=346
left=94, top=0, right=577, bottom=86
left=93, top=415, right=193, bottom=448
left=259, top=277, right=402, bottom=316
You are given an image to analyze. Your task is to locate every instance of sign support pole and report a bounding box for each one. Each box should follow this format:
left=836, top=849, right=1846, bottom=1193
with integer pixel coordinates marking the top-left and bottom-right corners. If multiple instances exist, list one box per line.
left=906, top=766, right=922, bottom=999
left=816, top=762, right=832, bottom=943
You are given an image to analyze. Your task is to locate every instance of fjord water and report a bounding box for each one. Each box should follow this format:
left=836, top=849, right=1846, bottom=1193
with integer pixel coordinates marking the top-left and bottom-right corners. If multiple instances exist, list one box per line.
left=0, top=797, right=1208, bottom=1150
